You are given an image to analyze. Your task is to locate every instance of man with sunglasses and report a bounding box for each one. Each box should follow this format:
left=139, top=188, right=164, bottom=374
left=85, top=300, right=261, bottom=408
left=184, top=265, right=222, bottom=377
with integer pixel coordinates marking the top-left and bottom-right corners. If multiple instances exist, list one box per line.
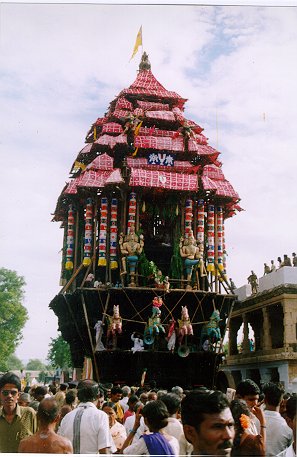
left=0, top=372, right=37, bottom=452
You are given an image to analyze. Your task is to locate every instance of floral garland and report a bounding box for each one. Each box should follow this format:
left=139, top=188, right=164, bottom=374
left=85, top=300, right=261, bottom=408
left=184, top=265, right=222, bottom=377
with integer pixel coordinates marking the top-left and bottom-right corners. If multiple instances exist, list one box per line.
left=110, top=198, right=118, bottom=270
left=83, top=198, right=93, bottom=267
left=217, top=206, right=224, bottom=272
left=98, top=197, right=108, bottom=266
left=196, top=199, right=205, bottom=245
left=127, top=192, right=137, bottom=232
left=185, top=199, right=193, bottom=236
left=65, top=204, right=75, bottom=270
left=207, top=204, right=215, bottom=272
left=239, top=414, right=250, bottom=430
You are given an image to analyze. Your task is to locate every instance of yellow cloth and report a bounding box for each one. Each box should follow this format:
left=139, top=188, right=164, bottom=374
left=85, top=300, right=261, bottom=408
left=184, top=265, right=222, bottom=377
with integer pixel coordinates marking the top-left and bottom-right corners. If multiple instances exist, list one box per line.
left=0, top=404, right=37, bottom=452
left=130, top=26, right=142, bottom=60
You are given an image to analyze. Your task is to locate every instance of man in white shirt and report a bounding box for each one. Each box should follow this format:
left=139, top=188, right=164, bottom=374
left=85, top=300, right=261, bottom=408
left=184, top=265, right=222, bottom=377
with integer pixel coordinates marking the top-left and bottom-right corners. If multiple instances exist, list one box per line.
left=262, top=382, right=293, bottom=456
left=58, top=380, right=112, bottom=453
left=161, top=393, right=192, bottom=455
left=120, top=385, right=131, bottom=413
left=236, top=379, right=261, bottom=434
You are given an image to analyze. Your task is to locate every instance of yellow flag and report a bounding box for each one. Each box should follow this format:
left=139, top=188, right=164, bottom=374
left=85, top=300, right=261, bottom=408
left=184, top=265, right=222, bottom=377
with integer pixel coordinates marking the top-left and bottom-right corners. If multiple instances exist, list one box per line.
left=130, top=26, right=142, bottom=61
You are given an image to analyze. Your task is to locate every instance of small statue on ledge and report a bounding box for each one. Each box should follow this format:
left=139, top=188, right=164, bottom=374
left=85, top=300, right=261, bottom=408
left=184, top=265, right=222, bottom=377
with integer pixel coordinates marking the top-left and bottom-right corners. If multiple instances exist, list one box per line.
left=119, top=224, right=144, bottom=287
left=293, top=253, right=297, bottom=267
left=264, top=263, right=271, bottom=275
left=270, top=260, right=276, bottom=272
left=107, top=305, right=122, bottom=349
left=179, top=233, right=202, bottom=289
left=247, top=270, right=258, bottom=294
left=131, top=332, right=144, bottom=353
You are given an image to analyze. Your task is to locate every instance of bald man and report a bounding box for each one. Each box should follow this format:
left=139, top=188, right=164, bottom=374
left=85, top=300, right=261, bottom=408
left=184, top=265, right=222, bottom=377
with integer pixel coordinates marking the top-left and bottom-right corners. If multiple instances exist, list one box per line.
left=18, top=398, right=73, bottom=454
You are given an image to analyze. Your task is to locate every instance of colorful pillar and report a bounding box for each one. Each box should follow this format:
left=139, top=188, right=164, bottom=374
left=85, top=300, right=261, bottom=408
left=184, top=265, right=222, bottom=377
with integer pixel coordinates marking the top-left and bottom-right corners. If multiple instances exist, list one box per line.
left=65, top=204, right=75, bottom=270
left=217, top=206, right=224, bottom=272
left=207, top=204, right=215, bottom=272
left=98, top=197, right=108, bottom=266
left=196, top=199, right=205, bottom=245
left=185, top=198, right=193, bottom=236
left=110, top=198, right=118, bottom=269
left=127, top=192, right=137, bottom=232
left=83, top=198, right=93, bottom=266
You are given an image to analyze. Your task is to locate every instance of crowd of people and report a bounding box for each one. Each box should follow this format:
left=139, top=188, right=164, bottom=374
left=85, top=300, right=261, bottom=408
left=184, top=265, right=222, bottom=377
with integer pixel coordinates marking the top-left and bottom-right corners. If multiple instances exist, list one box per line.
left=0, top=372, right=296, bottom=456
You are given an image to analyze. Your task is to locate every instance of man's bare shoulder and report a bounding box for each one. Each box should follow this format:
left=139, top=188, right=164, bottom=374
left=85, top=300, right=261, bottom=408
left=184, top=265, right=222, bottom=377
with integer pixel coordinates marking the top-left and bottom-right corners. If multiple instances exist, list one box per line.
left=19, top=432, right=73, bottom=454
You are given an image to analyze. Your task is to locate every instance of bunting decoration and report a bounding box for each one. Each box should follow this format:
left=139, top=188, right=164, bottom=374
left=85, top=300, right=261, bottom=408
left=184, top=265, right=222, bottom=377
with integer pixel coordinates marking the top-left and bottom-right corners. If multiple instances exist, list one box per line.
left=196, top=199, right=205, bottom=245
left=207, top=204, right=215, bottom=272
left=98, top=197, right=108, bottom=266
left=110, top=198, right=118, bottom=269
left=217, top=206, right=224, bottom=272
left=127, top=192, right=137, bottom=231
left=65, top=204, right=75, bottom=270
left=83, top=198, right=93, bottom=266
left=185, top=199, right=193, bottom=236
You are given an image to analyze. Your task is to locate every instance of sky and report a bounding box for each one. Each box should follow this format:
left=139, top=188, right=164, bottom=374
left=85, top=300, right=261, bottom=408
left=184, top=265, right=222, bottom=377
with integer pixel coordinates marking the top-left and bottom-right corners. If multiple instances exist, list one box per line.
left=0, top=1, right=297, bottom=363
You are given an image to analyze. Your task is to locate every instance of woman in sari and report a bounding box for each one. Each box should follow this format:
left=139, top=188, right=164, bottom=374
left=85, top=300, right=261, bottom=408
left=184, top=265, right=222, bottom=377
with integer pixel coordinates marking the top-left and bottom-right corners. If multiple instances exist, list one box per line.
left=121, top=400, right=179, bottom=456
left=230, top=399, right=266, bottom=456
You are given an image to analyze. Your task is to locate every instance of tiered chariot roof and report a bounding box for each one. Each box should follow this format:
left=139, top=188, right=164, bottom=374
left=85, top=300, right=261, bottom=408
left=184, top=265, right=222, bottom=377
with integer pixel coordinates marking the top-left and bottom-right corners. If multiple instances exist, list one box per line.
left=53, top=53, right=241, bottom=220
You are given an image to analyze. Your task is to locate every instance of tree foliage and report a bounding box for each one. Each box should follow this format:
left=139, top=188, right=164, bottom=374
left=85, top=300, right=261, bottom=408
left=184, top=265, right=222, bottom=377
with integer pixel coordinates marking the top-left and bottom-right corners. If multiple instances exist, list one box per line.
left=0, top=268, right=28, bottom=371
left=47, top=334, right=72, bottom=369
left=26, top=358, right=47, bottom=371
left=6, top=353, right=24, bottom=371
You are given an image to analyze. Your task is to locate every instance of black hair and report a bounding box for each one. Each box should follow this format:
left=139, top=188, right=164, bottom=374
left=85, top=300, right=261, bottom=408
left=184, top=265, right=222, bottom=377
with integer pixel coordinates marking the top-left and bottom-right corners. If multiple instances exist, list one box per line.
left=181, top=390, right=230, bottom=431
left=59, top=383, right=68, bottom=391
left=286, top=395, right=297, bottom=420
left=235, top=379, right=260, bottom=397
left=0, top=372, right=21, bottom=391
left=142, top=400, right=169, bottom=430
left=102, top=401, right=117, bottom=413
left=34, top=386, right=48, bottom=398
left=160, top=393, right=181, bottom=415
left=128, top=395, right=139, bottom=405
left=262, top=382, right=284, bottom=407
left=77, top=380, right=99, bottom=402
left=230, top=399, right=250, bottom=450
left=65, top=389, right=77, bottom=405
left=110, top=386, right=123, bottom=395
left=38, top=398, right=59, bottom=423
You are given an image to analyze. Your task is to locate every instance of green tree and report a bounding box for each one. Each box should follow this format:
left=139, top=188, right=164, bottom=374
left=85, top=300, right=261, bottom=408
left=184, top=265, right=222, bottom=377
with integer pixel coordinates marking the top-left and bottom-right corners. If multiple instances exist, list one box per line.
left=47, top=334, right=72, bottom=369
left=0, top=268, right=28, bottom=371
left=26, top=358, right=47, bottom=371
left=7, top=353, right=24, bottom=371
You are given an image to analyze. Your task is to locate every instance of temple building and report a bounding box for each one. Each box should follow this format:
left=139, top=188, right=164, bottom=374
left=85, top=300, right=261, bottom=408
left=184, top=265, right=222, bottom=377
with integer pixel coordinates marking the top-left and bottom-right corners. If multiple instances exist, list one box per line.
left=49, top=53, right=241, bottom=387
left=220, top=266, right=297, bottom=393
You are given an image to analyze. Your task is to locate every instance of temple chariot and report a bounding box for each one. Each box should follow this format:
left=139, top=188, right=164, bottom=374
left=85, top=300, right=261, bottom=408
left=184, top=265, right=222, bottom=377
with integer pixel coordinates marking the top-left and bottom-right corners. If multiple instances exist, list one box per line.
left=50, top=52, right=241, bottom=388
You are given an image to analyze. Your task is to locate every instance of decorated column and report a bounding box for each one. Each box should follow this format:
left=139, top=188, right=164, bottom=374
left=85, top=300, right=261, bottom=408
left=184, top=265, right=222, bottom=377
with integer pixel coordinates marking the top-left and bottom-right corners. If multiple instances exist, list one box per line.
left=185, top=198, right=193, bottom=236
left=109, top=198, right=118, bottom=270
left=196, top=199, right=205, bottom=245
left=83, top=198, right=93, bottom=266
left=127, top=192, right=137, bottom=233
left=207, top=204, right=215, bottom=272
left=65, top=204, right=75, bottom=270
left=98, top=197, right=108, bottom=267
left=217, top=206, right=224, bottom=272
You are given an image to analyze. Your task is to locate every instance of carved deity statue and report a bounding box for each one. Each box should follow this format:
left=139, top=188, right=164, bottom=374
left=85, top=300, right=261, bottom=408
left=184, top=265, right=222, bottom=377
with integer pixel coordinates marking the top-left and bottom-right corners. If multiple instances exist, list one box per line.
left=179, top=233, right=202, bottom=289
left=119, top=225, right=144, bottom=286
